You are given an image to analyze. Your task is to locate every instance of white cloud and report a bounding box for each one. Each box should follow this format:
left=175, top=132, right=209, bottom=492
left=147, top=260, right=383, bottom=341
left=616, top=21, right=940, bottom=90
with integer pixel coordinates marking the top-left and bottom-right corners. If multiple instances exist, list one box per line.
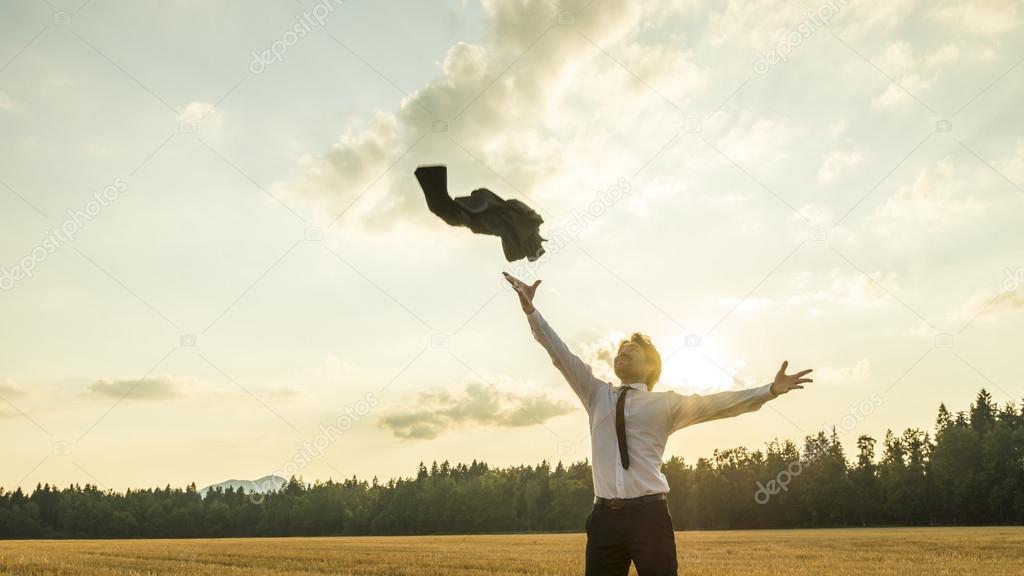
left=717, top=296, right=773, bottom=314
left=0, top=378, right=27, bottom=399
left=1002, top=143, right=1024, bottom=184
left=870, top=76, right=929, bottom=109
left=0, top=379, right=29, bottom=419
left=931, top=0, right=1020, bottom=35
left=177, top=101, right=223, bottom=132
left=87, top=376, right=190, bottom=401
left=816, top=358, right=872, bottom=385
left=829, top=119, right=849, bottom=140
left=708, top=0, right=836, bottom=49
left=872, top=157, right=986, bottom=232
left=819, top=149, right=864, bottom=183
left=788, top=268, right=899, bottom=312
left=796, top=203, right=834, bottom=227
left=284, top=111, right=401, bottom=221
left=840, top=0, right=919, bottom=34
left=869, top=42, right=958, bottom=110
left=0, top=92, right=16, bottom=111
left=789, top=203, right=858, bottom=246
left=578, top=330, right=629, bottom=384
left=716, top=113, right=795, bottom=167
left=924, top=44, right=960, bottom=69
left=616, top=43, right=709, bottom=105
left=952, top=285, right=1024, bottom=326
left=378, top=378, right=574, bottom=439
left=877, top=41, right=916, bottom=76
left=263, top=388, right=304, bottom=403
left=281, top=0, right=648, bottom=230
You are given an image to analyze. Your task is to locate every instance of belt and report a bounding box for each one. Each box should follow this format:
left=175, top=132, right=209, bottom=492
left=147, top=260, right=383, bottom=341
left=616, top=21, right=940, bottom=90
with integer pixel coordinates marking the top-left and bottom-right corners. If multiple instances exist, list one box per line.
left=594, top=492, right=667, bottom=509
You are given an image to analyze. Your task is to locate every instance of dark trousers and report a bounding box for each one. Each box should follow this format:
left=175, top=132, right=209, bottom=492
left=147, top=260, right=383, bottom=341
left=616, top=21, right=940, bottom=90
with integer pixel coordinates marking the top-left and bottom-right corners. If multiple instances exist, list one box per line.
left=584, top=499, right=678, bottom=576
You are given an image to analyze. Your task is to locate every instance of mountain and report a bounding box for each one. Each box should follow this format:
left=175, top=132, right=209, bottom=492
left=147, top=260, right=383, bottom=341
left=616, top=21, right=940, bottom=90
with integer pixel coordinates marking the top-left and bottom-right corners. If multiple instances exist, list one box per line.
left=200, top=475, right=286, bottom=498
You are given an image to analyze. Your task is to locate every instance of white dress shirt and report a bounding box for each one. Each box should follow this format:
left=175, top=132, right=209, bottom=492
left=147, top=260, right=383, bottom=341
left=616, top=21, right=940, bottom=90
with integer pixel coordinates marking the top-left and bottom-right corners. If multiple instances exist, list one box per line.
left=527, top=308, right=776, bottom=499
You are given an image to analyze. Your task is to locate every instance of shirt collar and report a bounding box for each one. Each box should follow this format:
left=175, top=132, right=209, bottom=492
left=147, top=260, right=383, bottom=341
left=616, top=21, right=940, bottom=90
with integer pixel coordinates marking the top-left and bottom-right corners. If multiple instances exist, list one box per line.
left=619, top=382, right=648, bottom=392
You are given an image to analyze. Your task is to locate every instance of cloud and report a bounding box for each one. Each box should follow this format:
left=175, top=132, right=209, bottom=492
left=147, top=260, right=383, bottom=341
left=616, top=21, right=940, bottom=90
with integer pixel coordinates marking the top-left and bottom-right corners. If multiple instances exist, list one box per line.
left=0, top=379, right=28, bottom=399
left=263, top=388, right=304, bottom=402
left=1002, top=143, right=1024, bottom=184
left=869, top=41, right=959, bottom=110
left=788, top=268, right=899, bottom=312
left=795, top=203, right=835, bottom=227
left=708, top=0, right=839, bottom=49
left=279, top=0, right=648, bottom=229
left=931, top=0, right=1020, bottom=35
left=716, top=113, right=795, bottom=168
left=0, top=379, right=29, bottom=418
left=0, top=92, right=16, bottom=111
left=177, top=101, right=223, bottom=132
left=576, top=330, right=630, bottom=384
left=818, top=149, right=864, bottom=183
left=378, top=379, right=574, bottom=439
left=952, top=284, right=1024, bottom=326
left=615, top=43, right=709, bottom=104
left=816, top=359, right=872, bottom=384
left=871, top=157, right=986, bottom=232
left=717, top=296, right=773, bottom=314
left=87, top=376, right=188, bottom=401
left=840, top=0, right=919, bottom=34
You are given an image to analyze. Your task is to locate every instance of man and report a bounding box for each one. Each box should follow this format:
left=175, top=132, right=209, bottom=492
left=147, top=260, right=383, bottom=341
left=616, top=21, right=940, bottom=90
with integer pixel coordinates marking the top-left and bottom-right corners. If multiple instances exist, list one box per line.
left=503, top=272, right=812, bottom=576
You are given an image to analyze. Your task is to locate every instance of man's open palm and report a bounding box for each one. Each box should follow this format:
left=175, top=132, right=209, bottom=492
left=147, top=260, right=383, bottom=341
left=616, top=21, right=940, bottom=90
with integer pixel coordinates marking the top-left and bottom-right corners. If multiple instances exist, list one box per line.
left=771, top=361, right=813, bottom=396
left=503, top=272, right=540, bottom=314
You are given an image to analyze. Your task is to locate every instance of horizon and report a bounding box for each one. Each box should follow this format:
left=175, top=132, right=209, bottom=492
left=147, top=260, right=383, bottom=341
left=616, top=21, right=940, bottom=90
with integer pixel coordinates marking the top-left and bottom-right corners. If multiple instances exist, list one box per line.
left=3, top=0, right=1024, bottom=494
left=4, top=385, right=1005, bottom=495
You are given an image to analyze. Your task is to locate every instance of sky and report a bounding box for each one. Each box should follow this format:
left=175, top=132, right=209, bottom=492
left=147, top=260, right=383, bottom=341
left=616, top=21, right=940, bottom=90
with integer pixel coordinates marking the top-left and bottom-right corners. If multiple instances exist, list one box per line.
left=1, top=0, right=1023, bottom=492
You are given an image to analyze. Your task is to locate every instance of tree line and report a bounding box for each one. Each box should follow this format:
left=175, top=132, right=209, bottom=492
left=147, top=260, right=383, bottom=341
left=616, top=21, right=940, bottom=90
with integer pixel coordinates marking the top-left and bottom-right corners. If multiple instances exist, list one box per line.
left=2, top=388, right=1022, bottom=538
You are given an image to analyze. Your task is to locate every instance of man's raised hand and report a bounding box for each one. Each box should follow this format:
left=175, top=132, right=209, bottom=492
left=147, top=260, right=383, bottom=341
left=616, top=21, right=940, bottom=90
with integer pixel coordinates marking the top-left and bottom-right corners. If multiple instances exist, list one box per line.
left=770, top=361, right=813, bottom=397
left=503, top=272, right=540, bottom=315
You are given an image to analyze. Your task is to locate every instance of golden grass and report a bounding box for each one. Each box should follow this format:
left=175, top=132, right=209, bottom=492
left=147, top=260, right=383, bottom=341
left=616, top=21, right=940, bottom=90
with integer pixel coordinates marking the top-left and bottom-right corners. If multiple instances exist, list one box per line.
left=1, top=527, right=1022, bottom=575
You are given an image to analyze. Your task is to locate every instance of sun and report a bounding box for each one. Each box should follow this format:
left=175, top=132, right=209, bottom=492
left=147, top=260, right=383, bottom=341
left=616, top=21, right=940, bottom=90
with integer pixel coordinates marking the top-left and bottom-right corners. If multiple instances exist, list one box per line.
left=656, top=334, right=748, bottom=394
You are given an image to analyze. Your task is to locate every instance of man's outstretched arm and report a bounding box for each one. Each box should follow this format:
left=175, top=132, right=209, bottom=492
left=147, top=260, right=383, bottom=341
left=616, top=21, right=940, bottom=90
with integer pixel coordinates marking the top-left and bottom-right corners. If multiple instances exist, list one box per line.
left=503, top=272, right=604, bottom=409
left=668, top=361, right=812, bottom=432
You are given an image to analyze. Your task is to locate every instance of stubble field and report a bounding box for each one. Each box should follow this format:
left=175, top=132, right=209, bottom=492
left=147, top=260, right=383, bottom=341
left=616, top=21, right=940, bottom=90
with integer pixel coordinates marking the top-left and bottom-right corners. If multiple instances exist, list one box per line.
left=1, top=527, right=1022, bottom=575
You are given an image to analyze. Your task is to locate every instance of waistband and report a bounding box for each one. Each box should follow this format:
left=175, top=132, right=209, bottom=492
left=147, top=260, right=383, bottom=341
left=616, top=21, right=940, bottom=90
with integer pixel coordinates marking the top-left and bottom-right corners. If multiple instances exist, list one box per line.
left=593, top=492, right=667, bottom=509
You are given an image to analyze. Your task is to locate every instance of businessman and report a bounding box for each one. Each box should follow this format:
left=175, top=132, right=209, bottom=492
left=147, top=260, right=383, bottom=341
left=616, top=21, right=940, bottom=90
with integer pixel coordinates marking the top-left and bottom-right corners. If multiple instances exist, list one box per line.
left=503, top=272, right=812, bottom=576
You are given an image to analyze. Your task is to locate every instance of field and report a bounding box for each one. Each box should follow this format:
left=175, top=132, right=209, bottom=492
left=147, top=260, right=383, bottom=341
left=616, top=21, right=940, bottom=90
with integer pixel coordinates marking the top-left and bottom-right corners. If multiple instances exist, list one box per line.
left=1, top=527, right=1022, bottom=575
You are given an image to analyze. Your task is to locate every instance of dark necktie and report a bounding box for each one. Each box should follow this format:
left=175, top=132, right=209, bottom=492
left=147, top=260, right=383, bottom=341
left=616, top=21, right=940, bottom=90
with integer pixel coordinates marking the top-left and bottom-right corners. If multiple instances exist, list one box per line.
left=615, top=385, right=632, bottom=470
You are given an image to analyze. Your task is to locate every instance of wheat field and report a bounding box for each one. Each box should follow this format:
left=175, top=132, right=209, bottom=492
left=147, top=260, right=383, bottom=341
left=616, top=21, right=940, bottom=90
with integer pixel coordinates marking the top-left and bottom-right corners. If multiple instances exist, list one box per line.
left=1, top=527, right=1022, bottom=575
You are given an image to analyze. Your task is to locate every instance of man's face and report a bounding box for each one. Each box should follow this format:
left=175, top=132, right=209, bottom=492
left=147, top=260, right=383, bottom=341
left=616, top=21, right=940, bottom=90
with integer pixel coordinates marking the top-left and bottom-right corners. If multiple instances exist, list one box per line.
left=614, top=340, right=650, bottom=384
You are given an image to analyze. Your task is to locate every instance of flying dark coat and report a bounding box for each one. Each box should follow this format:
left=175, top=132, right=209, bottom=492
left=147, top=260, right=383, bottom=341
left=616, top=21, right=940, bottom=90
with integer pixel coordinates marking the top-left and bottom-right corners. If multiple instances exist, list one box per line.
left=414, top=165, right=546, bottom=262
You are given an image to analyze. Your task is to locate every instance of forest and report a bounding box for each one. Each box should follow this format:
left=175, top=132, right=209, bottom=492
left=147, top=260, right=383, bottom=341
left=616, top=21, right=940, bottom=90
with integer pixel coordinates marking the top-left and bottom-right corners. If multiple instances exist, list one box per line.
left=2, top=389, right=1022, bottom=538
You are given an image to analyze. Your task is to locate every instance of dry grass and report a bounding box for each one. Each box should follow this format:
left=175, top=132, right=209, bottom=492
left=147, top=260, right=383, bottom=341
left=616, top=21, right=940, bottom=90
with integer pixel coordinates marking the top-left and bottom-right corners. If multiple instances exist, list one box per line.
left=1, top=527, right=1022, bottom=575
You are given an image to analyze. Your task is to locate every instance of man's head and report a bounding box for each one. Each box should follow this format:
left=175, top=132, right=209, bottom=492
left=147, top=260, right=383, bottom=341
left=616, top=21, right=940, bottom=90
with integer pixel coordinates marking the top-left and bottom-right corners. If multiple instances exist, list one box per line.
left=614, top=333, right=662, bottom=390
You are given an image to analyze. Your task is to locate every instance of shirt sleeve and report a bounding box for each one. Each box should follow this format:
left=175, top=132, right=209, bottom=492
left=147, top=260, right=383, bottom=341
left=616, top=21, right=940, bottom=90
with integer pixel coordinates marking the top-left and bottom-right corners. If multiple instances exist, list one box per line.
left=525, top=308, right=605, bottom=410
left=666, top=383, right=775, bottom=433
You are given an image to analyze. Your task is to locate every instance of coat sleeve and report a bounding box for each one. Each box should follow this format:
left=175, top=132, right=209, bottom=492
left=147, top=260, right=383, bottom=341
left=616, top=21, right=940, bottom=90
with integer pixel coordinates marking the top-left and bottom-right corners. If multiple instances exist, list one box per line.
left=526, top=309, right=606, bottom=409
left=666, top=384, right=775, bottom=433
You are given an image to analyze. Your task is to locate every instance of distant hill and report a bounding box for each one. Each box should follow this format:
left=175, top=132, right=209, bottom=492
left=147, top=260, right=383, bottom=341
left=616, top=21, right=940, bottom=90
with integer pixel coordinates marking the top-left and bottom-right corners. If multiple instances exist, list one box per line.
left=200, top=475, right=286, bottom=498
